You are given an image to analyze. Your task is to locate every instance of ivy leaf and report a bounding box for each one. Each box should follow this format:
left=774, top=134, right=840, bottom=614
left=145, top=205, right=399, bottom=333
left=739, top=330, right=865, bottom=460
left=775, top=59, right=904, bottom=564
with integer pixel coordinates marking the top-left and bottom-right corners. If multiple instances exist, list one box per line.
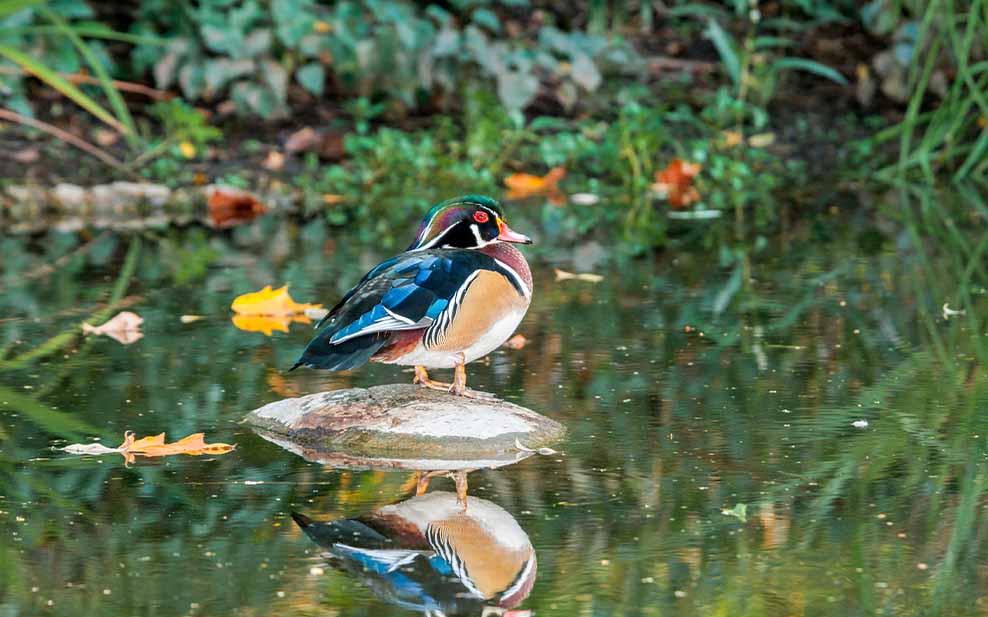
left=570, top=53, right=601, bottom=92
left=178, top=62, right=205, bottom=99
left=243, top=28, right=273, bottom=57
left=262, top=59, right=289, bottom=104
left=496, top=70, right=538, bottom=110
left=296, top=62, right=325, bottom=96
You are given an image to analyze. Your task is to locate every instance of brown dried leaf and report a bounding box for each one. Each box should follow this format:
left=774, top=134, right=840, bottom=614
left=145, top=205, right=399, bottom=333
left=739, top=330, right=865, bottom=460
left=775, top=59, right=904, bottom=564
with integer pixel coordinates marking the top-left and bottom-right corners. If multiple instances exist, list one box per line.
left=207, top=187, right=268, bottom=228
left=62, top=431, right=235, bottom=461
left=650, top=159, right=701, bottom=208
left=81, top=311, right=144, bottom=344
left=285, top=127, right=345, bottom=160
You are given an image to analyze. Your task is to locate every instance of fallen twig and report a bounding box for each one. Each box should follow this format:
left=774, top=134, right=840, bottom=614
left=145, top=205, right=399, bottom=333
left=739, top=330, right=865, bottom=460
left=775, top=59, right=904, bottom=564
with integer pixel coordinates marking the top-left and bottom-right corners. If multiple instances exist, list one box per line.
left=0, top=66, right=171, bottom=100
left=647, top=56, right=717, bottom=75
left=0, top=107, right=137, bottom=177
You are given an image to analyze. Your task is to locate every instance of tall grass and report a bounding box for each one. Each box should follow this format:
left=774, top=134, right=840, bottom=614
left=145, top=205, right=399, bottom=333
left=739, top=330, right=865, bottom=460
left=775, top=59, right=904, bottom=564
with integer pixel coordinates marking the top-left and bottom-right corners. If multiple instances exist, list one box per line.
left=870, top=0, right=988, bottom=182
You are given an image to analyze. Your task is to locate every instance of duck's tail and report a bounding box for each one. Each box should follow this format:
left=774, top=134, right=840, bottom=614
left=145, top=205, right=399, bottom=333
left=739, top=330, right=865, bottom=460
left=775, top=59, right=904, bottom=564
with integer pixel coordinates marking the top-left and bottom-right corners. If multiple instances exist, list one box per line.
left=289, top=330, right=388, bottom=371
left=291, top=512, right=391, bottom=550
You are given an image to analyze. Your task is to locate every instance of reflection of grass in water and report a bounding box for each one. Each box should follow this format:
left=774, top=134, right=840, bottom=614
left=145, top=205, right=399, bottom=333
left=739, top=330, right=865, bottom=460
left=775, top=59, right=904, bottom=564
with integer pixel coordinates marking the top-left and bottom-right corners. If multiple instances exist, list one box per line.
left=3, top=189, right=988, bottom=614
left=0, top=237, right=140, bottom=442
left=0, top=236, right=141, bottom=370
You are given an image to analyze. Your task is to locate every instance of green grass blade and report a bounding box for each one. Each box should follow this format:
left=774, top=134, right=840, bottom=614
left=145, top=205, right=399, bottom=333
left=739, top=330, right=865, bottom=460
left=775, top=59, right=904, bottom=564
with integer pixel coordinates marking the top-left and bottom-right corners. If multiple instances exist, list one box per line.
left=0, top=386, right=99, bottom=440
left=39, top=6, right=136, bottom=141
left=705, top=19, right=740, bottom=87
left=6, top=24, right=170, bottom=45
left=0, top=43, right=128, bottom=134
left=771, top=57, right=848, bottom=84
left=0, top=0, right=42, bottom=18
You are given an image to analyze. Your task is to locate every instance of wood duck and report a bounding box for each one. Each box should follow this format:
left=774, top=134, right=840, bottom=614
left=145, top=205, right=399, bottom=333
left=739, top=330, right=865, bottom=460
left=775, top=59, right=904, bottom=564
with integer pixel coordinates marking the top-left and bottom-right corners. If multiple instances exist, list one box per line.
left=292, top=491, right=537, bottom=616
left=292, top=195, right=533, bottom=398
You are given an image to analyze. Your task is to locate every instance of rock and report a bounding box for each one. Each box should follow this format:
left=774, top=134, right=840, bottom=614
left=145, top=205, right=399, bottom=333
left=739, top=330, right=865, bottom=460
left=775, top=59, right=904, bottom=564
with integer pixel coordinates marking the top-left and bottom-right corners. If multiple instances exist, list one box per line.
left=243, top=384, right=566, bottom=470
left=52, top=183, right=89, bottom=211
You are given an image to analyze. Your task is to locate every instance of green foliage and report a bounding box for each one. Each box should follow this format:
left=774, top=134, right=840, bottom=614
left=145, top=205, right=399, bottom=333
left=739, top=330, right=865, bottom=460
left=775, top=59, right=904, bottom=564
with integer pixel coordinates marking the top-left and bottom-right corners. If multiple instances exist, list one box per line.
left=0, top=0, right=145, bottom=137
left=130, top=0, right=639, bottom=118
left=862, top=0, right=988, bottom=182
left=305, top=89, right=806, bottom=253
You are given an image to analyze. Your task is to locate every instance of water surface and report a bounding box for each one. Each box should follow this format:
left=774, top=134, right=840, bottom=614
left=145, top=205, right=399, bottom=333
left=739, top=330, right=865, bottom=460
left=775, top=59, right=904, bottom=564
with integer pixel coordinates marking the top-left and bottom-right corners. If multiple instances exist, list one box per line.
left=1, top=209, right=987, bottom=616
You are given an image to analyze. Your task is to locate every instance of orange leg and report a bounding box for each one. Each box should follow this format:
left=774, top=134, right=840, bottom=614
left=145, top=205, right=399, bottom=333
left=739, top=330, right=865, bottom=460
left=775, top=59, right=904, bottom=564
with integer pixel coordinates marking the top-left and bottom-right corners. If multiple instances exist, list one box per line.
left=450, top=355, right=497, bottom=400
left=454, top=470, right=469, bottom=510
left=413, top=365, right=452, bottom=391
left=415, top=469, right=449, bottom=496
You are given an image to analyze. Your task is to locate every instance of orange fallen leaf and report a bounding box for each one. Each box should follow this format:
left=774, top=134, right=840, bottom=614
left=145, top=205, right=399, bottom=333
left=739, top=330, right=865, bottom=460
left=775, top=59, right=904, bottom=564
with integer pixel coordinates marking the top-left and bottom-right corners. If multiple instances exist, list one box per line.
left=322, top=193, right=346, bottom=204
left=130, top=432, right=235, bottom=457
left=82, top=311, right=144, bottom=344
left=504, top=334, right=528, bottom=349
left=505, top=166, right=567, bottom=205
left=207, top=187, right=268, bottom=228
left=651, top=159, right=701, bottom=208
left=231, top=285, right=323, bottom=316
left=62, top=430, right=235, bottom=464
left=232, top=313, right=313, bottom=336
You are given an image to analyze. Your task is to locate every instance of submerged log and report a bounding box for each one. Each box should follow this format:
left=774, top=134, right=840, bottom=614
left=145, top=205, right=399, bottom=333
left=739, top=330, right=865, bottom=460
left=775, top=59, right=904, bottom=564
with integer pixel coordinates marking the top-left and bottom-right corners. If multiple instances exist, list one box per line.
left=243, top=384, right=566, bottom=470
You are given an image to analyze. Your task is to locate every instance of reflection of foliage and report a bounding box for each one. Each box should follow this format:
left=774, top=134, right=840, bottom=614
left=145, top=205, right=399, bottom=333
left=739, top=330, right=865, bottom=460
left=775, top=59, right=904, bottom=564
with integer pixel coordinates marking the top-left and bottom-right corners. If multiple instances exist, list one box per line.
left=2, top=189, right=988, bottom=614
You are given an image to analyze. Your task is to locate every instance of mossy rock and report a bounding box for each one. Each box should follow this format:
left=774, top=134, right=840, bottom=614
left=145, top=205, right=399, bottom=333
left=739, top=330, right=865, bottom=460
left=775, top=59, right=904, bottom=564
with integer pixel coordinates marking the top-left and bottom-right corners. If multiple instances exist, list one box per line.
left=243, top=384, right=566, bottom=470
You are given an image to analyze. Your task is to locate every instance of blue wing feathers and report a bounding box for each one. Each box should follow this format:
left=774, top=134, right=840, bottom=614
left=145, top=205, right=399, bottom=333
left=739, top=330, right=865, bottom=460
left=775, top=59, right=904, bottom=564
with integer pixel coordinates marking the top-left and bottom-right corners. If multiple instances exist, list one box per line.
left=293, top=249, right=514, bottom=371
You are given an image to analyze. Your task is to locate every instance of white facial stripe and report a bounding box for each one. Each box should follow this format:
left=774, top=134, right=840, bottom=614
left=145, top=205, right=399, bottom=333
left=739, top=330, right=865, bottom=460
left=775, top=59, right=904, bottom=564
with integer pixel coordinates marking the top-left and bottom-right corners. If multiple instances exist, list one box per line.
left=412, top=203, right=502, bottom=251
left=413, top=223, right=456, bottom=251
left=469, top=224, right=484, bottom=246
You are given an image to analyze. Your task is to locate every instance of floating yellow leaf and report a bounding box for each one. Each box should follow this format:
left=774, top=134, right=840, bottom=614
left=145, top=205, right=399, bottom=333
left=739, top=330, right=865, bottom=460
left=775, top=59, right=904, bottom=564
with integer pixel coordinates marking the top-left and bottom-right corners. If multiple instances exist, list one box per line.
left=231, top=285, right=323, bottom=316
left=231, top=313, right=313, bottom=336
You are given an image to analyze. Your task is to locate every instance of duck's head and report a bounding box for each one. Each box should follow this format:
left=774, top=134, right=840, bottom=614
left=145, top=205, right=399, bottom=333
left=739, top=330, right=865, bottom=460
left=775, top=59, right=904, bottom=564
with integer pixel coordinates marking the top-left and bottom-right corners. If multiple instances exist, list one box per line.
left=408, top=195, right=532, bottom=251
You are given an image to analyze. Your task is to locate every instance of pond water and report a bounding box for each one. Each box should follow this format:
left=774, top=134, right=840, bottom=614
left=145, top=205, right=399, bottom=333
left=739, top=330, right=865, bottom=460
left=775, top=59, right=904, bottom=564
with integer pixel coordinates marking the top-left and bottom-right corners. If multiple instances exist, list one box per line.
left=1, top=204, right=987, bottom=616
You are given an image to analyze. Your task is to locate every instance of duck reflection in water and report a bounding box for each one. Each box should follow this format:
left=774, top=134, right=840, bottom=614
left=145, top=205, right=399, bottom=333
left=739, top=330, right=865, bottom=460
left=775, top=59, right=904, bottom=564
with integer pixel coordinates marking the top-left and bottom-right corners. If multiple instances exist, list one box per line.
left=292, top=491, right=536, bottom=616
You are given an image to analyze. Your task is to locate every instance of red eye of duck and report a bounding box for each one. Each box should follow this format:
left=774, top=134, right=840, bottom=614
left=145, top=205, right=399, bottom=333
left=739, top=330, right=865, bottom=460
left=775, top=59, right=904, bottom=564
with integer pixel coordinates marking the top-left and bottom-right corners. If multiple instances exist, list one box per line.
left=473, top=211, right=489, bottom=223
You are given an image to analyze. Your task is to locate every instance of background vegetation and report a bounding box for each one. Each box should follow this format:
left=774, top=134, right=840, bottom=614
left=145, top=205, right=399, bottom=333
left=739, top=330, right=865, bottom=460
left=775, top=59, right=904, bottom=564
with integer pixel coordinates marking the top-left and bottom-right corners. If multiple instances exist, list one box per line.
left=2, top=0, right=986, bottom=251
